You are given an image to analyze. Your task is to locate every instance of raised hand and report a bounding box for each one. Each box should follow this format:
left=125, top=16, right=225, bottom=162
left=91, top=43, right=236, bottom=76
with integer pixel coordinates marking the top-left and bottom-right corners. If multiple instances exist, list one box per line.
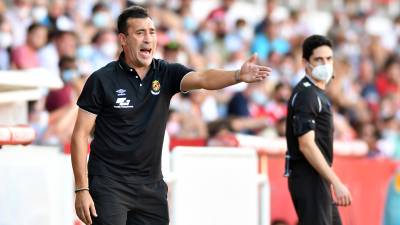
left=238, top=54, right=272, bottom=83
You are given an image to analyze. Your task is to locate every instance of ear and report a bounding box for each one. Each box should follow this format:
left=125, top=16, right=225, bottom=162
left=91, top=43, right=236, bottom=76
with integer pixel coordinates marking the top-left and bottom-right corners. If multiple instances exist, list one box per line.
left=302, top=58, right=310, bottom=74
left=118, top=33, right=127, bottom=46
left=302, top=58, right=308, bottom=68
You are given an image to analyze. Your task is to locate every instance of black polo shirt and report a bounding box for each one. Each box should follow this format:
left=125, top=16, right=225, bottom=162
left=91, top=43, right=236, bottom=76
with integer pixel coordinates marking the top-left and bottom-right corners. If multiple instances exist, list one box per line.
left=77, top=53, right=193, bottom=184
left=285, top=76, right=334, bottom=166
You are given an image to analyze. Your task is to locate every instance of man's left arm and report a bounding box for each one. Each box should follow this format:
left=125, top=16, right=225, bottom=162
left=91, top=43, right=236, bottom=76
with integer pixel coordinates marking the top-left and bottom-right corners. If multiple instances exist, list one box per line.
left=181, top=54, right=272, bottom=91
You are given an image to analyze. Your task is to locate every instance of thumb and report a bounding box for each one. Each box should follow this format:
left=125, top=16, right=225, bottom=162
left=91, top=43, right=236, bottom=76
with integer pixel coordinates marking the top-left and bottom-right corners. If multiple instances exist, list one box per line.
left=247, top=53, right=258, bottom=64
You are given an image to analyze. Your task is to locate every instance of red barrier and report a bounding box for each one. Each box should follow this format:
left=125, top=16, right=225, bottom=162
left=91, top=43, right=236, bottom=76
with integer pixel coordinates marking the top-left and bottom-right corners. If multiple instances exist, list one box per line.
left=169, top=137, right=207, bottom=150
left=266, top=155, right=398, bottom=225
left=0, top=125, right=35, bottom=146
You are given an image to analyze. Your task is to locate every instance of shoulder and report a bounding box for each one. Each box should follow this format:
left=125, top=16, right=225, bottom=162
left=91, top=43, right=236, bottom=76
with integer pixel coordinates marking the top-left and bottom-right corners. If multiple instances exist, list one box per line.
left=153, top=58, right=168, bottom=70
left=153, top=58, right=184, bottom=69
left=153, top=58, right=193, bottom=74
left=294, top=78, right=317, bottom=96
left=11, top=45, right=25, bottom=55
left=90, top=61, right=118, bottom=80
left=291, top=79, right=319, bottom=106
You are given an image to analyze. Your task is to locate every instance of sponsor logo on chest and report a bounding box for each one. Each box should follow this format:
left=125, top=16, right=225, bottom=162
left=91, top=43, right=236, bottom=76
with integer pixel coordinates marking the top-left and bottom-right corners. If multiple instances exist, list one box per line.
left=114, top=89, right=133, bottom=108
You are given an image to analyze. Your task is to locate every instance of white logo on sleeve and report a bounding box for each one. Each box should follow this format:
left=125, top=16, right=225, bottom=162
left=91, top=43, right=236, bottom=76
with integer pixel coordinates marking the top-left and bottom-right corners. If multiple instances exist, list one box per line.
left=114, top=97, right=133, bottom=108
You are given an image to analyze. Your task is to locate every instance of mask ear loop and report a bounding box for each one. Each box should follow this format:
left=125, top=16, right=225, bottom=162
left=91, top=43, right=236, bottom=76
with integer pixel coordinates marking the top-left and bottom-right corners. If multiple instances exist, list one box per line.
left=307, top=62, right=314, bottom=70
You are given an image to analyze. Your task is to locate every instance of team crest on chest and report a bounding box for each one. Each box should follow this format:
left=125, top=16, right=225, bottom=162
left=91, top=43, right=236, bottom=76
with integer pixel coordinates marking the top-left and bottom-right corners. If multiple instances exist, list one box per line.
left=151, top=80, right=161, bottom=95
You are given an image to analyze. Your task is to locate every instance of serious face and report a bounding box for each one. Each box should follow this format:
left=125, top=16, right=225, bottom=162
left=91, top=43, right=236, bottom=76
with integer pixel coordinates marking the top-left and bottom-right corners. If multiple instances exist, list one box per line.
left=119, top=17, right=157, bottom=68
left=29, top=26, right=48, bottom=50
left=305, top=45, right=333, bottom=74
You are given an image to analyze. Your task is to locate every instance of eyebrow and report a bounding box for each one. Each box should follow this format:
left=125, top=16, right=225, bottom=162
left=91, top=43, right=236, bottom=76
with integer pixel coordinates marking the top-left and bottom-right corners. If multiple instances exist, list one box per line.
left=135, top=28, right=156, bottom=32
left=314, top=56, right=332, bottom=60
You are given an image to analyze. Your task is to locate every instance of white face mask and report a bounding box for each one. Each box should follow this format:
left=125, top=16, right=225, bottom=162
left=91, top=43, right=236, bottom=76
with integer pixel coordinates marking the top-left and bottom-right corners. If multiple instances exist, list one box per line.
left=100, top=42, right=118, bottom=58
left=92, top=12, right=110, bottom=29
left=32, top=6, right=48, bottom=22
left=309, top=63, right=334, bottom=83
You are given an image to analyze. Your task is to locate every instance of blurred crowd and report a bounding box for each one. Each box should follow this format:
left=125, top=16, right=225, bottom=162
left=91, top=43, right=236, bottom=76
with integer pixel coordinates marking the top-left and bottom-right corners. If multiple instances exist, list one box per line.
left=0, top=0, right=399, bottom=158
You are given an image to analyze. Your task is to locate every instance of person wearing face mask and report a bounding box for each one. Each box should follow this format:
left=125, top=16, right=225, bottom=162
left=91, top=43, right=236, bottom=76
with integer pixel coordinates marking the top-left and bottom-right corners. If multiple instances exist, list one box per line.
left=90, top=29, right=119, bottom=71
left=70, top=6, right=272, bottom=225
left=43, top=56, right=84, bottom=145
left=91, top=2, right=113, bottom=29
left=4, top=0, right=32, bottom=47
left=284, top=35, right=352, bottom=225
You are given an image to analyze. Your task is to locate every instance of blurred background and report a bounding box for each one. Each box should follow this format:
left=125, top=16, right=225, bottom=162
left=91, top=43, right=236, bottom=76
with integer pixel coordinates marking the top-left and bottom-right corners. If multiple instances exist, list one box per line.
left=0, top=0, right=399, bottom=225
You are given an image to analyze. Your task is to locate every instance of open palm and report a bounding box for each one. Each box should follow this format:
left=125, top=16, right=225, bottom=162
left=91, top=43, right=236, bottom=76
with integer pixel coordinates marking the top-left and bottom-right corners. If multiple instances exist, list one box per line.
left=239, top=54, right=272, bottom=83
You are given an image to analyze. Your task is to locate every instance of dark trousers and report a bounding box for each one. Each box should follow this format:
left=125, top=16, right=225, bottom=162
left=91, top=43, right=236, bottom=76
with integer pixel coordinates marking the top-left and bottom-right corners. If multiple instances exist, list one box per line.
left=288, top=163, right=342, bottom=225
left=89, top=175, right=169, bottom=225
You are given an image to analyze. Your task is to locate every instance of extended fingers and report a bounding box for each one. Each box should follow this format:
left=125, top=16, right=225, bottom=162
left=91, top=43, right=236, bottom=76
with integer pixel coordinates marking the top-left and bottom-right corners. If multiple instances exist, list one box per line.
left=257, top=66, right=272, bottom=72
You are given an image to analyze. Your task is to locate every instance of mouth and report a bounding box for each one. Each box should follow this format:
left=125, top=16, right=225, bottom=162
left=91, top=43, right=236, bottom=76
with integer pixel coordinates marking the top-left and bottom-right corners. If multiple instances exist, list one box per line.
left=139, top=47, right=152, bottom=58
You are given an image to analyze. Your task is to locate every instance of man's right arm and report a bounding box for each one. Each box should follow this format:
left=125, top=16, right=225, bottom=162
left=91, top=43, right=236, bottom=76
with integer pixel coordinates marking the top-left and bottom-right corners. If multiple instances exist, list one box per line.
left=298, top=131, right=352, bottom=207
left=71, top=109, right=96, bottom=189
left=71, top=109, right=97, bottom=224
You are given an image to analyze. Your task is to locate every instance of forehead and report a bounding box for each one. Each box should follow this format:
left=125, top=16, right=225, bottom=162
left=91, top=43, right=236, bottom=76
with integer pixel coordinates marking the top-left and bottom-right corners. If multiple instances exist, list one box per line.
left=126, top=17, right=155, bottom=31
left=310, top=45, right=333, bottom=59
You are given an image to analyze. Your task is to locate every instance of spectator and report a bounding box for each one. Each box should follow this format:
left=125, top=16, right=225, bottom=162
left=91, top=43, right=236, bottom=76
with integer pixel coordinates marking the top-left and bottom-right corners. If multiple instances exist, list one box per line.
left=375, top=54, right=400, bottom=98
left=11, top=23, right=47, bottom=69
left=45, top=56, right=81, bottom=112
left=5, top=0, right=32, bottom=47
left=39, top=30, right=77, bottom=76
left=44, top=0, right=75, bottom=34
left=251, top=18, right=291, bottom=61
left=43, top=56, right=84, bottom=145
left=0, top=0, right=397, bottom=157
left=89, top=29, right=119, bottom=71
left=91, top=2, right=114, bottom=30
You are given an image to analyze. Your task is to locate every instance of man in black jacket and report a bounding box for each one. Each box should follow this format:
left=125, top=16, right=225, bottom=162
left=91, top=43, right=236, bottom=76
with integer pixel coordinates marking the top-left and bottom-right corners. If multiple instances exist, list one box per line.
left=285, top=35, right=352, bottom=225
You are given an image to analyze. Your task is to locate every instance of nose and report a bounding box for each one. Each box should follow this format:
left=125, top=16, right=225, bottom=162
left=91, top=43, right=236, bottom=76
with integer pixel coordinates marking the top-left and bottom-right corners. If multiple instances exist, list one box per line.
left=143, top=32, right=152, bottom=44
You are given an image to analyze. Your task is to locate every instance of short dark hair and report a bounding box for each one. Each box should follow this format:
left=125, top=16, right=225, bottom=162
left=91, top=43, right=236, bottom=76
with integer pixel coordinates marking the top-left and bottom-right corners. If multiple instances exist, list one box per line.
left=302, top=35, right=333, bottom=61
left=27, top=23, right=46, bottom=34
left=58, top=56, right=76, bottom=69
left=117, top=6, right=150, bottom=34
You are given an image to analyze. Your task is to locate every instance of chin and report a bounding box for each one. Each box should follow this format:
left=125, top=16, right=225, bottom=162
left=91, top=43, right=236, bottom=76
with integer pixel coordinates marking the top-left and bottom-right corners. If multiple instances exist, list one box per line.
left=141, top=59, right=152, bottom=66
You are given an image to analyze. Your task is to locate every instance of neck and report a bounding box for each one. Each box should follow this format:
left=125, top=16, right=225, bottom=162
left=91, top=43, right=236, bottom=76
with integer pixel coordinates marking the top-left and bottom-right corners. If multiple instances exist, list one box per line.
left=123, top=54, right=150, bottom=78
left=306, top=73, right=326, bottom=90
left=27, top=43, right=37, bottom=51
